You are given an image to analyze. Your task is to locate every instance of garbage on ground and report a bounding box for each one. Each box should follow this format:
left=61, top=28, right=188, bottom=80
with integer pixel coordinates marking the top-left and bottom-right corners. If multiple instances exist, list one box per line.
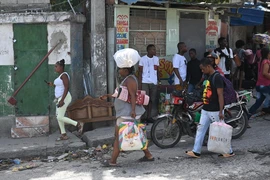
left=1, top=144, right=114, bottom=171
left=57, top=153, right=69, bottom=160
left=0, top=159, right=14, bottom=171
left=12, top=163, right=39, bottom=172
left=39, top=144, right=113, bottom=163
left=13, top=159, right=21, bottom=165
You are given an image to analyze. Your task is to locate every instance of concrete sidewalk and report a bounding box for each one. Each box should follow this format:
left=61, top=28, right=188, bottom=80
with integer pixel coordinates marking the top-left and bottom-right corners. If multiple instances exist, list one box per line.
left=0, top=124, right=153, bottom=159
left=0, top=132, right=86, bottom=159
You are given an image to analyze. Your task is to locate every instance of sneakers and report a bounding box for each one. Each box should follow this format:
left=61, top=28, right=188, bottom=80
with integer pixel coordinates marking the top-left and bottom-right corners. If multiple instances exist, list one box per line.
left=218, top=152, right=235, bottom=158
left=185, top=151, right=200, bottom=158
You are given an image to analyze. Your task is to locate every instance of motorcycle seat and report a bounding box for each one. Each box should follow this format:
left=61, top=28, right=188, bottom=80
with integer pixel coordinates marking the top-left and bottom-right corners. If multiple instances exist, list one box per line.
left=172, top=90, right=184, bottom=97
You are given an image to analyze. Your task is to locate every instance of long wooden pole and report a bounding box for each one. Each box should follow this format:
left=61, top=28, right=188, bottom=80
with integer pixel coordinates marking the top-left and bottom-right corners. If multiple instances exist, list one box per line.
left=8, top=41, right=61, bottom=105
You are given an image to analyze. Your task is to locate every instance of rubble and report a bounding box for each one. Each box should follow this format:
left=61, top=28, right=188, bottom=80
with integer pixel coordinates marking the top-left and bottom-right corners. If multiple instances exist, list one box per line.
left=0, top=144, right=114, bottom=172
left=12, top=163, right=39, bottom=172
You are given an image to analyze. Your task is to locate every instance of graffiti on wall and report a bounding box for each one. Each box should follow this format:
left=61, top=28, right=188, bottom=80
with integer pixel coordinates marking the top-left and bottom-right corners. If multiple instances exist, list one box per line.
left=159, top=59, right=174, bottom=85
left=206, top=19, right=220, bottom=51
left=116, top=13, right=129, bottom=50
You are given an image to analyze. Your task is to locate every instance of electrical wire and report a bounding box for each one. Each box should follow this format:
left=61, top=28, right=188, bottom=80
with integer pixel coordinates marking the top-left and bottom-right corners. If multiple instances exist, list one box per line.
left=0, top=0, right=86, bottom=13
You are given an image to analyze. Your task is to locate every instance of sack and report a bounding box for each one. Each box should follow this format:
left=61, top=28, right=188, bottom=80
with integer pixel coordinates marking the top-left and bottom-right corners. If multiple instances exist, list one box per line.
left=253, top=34, right=270, bottom=45
left=207, top=121, right=232, bottom=154
left=244, top=49, right=256, bottom=65
left=127, top=90, right=150, bottom=106
left=118, top=121, right=148, bottom=151
left=213, top=73, right=237, bottom=105
left=115, top=86, right=150, bottom=105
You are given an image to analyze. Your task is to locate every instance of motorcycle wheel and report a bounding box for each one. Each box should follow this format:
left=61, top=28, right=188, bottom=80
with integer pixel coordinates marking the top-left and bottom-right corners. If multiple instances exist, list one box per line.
left=151, top=116, right=182, bottom=149
left=225, top=106, right=248, bottom=139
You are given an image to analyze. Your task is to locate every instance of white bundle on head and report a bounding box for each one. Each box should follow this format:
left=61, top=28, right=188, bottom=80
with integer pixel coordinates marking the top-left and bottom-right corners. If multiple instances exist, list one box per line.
left=113, top=48, right=141, bottom=68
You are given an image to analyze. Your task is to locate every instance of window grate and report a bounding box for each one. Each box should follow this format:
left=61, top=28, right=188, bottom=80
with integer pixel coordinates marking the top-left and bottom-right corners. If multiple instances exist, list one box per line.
left=129, top=8, right=166, bottom=57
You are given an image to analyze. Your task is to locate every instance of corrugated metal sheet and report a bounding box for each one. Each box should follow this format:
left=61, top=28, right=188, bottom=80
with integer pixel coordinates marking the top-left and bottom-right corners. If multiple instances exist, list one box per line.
left=230, top=8, right=265, bottom=26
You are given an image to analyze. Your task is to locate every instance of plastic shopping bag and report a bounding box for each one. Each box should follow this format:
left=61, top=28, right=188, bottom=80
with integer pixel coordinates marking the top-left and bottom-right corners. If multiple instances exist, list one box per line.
left=207, top=121, right=232, bottom=154
left=118, top=121, right=148, bottom=151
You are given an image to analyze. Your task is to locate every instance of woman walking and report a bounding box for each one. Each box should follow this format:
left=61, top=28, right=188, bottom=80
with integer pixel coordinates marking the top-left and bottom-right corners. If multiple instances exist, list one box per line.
left=248, top=48, right=270, bottom=119
left=100, top=48, right=154, bottom=167
left=47, top=59, right=81, bottom=141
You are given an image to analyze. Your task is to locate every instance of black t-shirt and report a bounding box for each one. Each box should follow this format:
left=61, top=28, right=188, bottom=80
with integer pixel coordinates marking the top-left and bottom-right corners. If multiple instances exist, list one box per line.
left=187, top=58, right=202, bottom=85
left=202, top=72, right=224, bottom=111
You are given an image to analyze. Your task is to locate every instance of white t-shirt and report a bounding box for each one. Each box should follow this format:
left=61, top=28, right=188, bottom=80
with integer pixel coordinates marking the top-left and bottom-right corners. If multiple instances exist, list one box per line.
left=172, top=54, right=187, bottom=85
left=54, top=72, right=70, bottom=98
left=215, top=48, right=233, bottom=75
left=139, top=55, right=159, bottom=85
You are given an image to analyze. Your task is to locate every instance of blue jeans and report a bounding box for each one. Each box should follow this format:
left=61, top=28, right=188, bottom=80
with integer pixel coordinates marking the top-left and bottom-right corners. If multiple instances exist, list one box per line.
left=263, top=98, right=270, bottom=108
left=193, top=109, right=233, bottom=154
left=249, top=86, right=270, bottom=115
left=187, top=84, right=195, bottom=93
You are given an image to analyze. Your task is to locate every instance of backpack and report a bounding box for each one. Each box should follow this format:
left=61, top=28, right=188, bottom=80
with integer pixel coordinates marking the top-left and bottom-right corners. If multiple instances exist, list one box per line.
left=244, top=49, right=256, bottom=65
left=212, top=73, right=237, bottom=105
left=214, top=47, right=232, bottom=71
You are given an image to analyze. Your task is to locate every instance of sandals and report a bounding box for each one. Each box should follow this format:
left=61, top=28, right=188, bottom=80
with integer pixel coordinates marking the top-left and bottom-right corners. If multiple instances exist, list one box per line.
left=56, top=135, right=69, bottom=141
left=185, top=151, right=200, bottom=158
left=218, top=152, right=235, bottom=158
left=101, top=159, right=121, bottom=167
left=138, top=156, right=155, bottom=162
left=77, top=122, right=83, bottom=134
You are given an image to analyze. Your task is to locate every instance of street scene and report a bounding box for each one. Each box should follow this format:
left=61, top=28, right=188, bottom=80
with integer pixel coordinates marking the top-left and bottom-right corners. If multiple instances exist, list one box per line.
left=1, top=0, right=270, bottom=180
left=1, top=109, right=270, bottom=180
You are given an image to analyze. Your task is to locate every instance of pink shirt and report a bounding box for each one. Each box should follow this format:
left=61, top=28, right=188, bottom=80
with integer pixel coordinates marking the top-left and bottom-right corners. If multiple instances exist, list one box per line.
left=256, top=59, right=270, bottom=86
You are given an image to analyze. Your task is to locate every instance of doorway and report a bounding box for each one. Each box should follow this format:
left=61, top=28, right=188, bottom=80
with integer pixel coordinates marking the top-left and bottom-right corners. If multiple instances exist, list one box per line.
left=13, top=24, right=49, bottom=116
left=179, top=12, right=206, bottom=60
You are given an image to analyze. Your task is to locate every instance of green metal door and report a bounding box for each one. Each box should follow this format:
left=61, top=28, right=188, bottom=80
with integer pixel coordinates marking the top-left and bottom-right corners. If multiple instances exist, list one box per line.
left=13, top=24, right=49, bottom=116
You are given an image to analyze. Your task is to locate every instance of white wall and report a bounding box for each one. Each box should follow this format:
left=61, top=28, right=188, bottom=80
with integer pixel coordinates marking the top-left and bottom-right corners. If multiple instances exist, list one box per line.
left=0, top=24, right=14, bottom=66
left=47, top=22, right=71, bottom=65
left=166, top=9, right=179, bottom=57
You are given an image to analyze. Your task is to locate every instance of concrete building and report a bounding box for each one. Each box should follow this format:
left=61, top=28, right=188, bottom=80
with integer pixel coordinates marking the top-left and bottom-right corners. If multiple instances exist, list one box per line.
left=0, top=0, right=85, bottom=137
left=0, top=0, right=268, bottom=138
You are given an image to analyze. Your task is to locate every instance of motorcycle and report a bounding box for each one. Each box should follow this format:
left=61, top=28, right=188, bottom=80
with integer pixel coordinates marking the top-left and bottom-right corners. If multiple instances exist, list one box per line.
left=151, top=89, right=251, bottom=149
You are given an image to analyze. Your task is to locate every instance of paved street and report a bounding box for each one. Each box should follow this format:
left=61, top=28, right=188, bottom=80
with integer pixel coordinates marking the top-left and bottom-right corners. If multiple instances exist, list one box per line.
left=1, top=115, right=270, bottom=180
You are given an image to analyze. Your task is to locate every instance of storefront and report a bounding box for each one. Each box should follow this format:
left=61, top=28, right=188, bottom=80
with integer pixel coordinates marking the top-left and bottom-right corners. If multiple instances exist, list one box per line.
left=114, top=4, right=220, bottom=83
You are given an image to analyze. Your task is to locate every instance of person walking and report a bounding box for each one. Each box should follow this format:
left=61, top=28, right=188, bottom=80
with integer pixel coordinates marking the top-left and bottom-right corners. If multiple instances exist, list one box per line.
left=173, top=42, right=188, bottom=90
left=139, top=44, right=160, bottom=123
left=100, top=48, right=154, bottom=167
left=233, top=40, right=246, bottom=90
left=214, top=37, right=233, bottom=80
left=186, top=57, right=234, bottom=158
left=248, top=47, right=270, bottom=118
left=187, top=48, right=202, bottom=93
left=47, top=59, right=82, bottom=141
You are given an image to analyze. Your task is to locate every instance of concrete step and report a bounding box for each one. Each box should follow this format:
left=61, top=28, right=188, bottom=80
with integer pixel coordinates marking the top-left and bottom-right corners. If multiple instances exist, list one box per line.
left=82, top=124, right=153, bottom=147
left=15, top=116, right=49, bottom=128
left=11, top=125, right=49, bottom=138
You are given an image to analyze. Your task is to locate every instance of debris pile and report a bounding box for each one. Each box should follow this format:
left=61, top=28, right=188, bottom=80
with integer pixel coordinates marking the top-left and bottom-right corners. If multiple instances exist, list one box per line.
left=40, top=144, right=113, bottom=163
left=0, top=144, right=114, bottom=172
